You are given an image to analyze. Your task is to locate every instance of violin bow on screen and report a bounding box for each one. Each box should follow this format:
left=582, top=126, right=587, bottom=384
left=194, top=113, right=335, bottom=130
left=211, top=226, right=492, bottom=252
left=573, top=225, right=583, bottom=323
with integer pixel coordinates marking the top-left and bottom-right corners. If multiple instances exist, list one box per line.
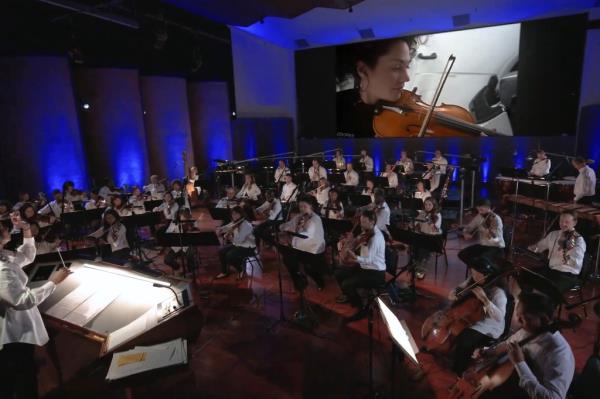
left=417, top=54, right=456, bottom=138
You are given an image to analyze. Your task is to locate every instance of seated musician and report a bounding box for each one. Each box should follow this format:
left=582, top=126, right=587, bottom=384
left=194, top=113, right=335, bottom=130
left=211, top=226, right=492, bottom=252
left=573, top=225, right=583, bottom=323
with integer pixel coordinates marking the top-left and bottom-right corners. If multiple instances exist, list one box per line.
left=108, top=195, right=132, bottom=217
left=236, top=173, right=261, bottom=201
left=362, top=178, right=376, bottom=202
left=343, top=163, right=360, bottom=188
left=0, top=200, right=11, bottom=221
left=322, top=189, right=344, bottom=220
left=153, top=192, right=179, bottom=221
left=63, top=180, right=85, bottom=203
left=29, top=222, right=61, bottom=255
left=413, top=197, right=442, bottom=279
left=427, top=150, right=448, bottom=192
left=98, top=178, right=121, bottom=200
left=529, top=150, right=551, bottom=178
left=458, top=198, right=505, bottom=268
left=520, top=210, right=585, bottom=295
left=311, top=177, right=330, bottom=207
left=333, top=149, right=346, bottom=171
left=572, top=156, right=596, bottom=204
left=184, top=166, right=202, bottom=197
left=308, top=159, right=327, bottom=187
left=448, top=258, right=507, bottom=375
left=253, top=190, right=283, bottom=248
left=470, top=291, right=574, bottom=399
left=280, top=173, right=298, bottom=204
left=215, top=206, right=256, bottom=279
left=278, top=196, right=327, bottom=291
left=274, top=160, right=290, bottom=185
left=12, top=192, right=31, bottom=211
left=381, top=163, right=399, bottom=188
left=216, top=187, right=238, bottom=209
left=359, top=149, right=374, bottom=173
left=127, top=186, right=146, bottom=214
left=414, top=180, right=432, bottom=202
left=360, top=189, right=390, bottom=236
left=143, top=174, right=166, bottom=200
left=85, top=190, right=106, bottom=210
left=164, top=208, right=199, bottom=274
left=396, top=150, right=414, bottom=175
left=88, top=209, right=130, bottom=263
left=171, top=180, right=191, bottom=209
left=335, top=209, right=386, bottom=321
left=37, top=189, right=73, bottom=223
left=19, top=203, right=38, bottom=225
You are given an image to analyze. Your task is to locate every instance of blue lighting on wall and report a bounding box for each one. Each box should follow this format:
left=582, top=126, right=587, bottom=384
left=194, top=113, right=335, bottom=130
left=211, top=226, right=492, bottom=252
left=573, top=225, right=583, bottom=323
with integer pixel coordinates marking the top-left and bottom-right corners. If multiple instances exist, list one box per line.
left=113, top=132, right=146, bottom=187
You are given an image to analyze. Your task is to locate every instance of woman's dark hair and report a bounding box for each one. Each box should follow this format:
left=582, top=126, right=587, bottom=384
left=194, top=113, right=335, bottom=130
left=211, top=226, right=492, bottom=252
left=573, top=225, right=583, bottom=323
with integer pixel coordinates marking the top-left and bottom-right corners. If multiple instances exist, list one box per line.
left=230, top=206, right=244, bottom=218
left=337, top=36, right=417, bottom=87
left=20, top=203, right=37, bottom=222
left=518, top=291, right=556, bottom=322
left=111, top=195, right=124, bottom=208
left=361, top=209, right=377, bottom=224
left=0, top=200, right=11, bottom=210
left=328, top=189, right=341, bottom=206
left=424, top=197, right=440, bottom=214
left=103, top=209, right=120, bottom=224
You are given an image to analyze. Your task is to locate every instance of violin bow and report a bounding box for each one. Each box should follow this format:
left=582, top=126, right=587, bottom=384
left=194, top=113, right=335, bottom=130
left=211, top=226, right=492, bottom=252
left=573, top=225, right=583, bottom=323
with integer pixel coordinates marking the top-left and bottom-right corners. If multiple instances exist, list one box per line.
left=417, top=54, right=456, bottom=138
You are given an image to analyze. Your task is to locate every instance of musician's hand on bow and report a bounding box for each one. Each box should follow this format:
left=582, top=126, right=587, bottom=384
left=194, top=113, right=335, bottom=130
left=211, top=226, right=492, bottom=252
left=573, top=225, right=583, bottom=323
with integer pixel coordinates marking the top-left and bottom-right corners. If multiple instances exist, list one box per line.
left=472, top=286, right=490, bottom=306
left=507, top=341, right=524, bottom=364
left=527, top=244, right=537, bottom=253
left=448, top=289, right=458, bottom=301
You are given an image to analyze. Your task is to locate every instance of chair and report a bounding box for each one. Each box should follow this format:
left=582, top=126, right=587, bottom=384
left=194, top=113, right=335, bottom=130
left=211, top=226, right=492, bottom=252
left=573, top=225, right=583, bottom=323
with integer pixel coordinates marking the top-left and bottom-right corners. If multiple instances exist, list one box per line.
left=243, top=247, right=263, bottom=277
left=433, top=228, right=449, bottom=279
left=559, top=253, right=594, bottom=319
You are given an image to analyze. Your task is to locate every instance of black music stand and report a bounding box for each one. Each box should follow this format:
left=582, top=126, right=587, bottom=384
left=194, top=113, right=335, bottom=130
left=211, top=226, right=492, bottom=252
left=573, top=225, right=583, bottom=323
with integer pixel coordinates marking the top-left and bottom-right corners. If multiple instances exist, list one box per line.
left=121, top=212, right=162, bottom=269
left=328, top=173, right=346, bottom=187
left=156, top=231, right=219, bottom=280
left=208, top=207, right=230, bottom=222
left=348, top=194, right=372, bottom=208
left=376, top=176, right=390, bottom=188
left=143, top=200, right=163, bottom=212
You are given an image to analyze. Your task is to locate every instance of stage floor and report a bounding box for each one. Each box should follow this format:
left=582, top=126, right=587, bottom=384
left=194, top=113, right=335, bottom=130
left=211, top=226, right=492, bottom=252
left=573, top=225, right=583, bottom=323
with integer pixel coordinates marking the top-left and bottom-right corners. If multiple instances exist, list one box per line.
left=38, top=208, right=600, bottom=399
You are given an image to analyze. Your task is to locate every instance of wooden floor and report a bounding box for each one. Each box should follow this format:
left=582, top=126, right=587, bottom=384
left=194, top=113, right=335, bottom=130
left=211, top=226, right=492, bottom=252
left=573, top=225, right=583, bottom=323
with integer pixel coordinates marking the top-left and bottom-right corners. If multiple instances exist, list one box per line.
left=38, top=207, right=600, bottom=399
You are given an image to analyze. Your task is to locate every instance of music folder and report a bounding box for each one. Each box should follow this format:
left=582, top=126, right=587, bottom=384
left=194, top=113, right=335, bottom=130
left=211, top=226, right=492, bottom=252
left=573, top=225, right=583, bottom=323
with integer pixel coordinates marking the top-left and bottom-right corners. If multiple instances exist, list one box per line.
left=376, top=297, right=419, bottom=365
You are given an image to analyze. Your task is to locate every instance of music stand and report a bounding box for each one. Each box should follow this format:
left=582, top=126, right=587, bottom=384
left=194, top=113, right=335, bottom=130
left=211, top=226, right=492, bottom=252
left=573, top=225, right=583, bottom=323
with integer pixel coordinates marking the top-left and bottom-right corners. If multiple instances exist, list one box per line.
left=143, top=200, right=163, bottom=212
left=121, top=212, right=162, bottom=268
left=156, top=231, right=220, bottom=279
left=376, top=177, right=390, bottom=188
left=348, top=194, right=372, bottom=208
left=328, top=173, right=346, bottom=187
left=208, top=207, right=231, bottom=222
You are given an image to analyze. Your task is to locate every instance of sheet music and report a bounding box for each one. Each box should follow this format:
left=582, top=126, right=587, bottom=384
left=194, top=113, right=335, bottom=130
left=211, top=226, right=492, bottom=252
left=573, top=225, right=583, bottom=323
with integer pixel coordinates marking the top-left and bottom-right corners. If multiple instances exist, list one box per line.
left=377, top=298, right=419, bottom=364
left=46, top=283, right=98, bottom=320
left=63, top=287, right=120, bottom=326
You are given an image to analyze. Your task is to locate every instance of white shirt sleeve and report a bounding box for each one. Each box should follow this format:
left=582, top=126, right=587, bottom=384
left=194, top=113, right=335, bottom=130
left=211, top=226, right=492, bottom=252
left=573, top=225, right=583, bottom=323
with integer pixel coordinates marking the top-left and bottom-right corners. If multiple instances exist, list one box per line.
left=515, top=355, right=571, bottom=399
left=13, top=237, right=37, bottom=268
left=0, top=268, right=55, bottom=311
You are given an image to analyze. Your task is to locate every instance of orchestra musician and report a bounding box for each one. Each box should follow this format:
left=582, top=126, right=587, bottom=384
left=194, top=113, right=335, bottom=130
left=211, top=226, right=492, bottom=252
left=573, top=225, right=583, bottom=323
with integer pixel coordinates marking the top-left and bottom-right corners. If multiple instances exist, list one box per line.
left=520, top=210, right=585, bottom=296
left=215, top=206, right=256, bottom=279
left=63, top=181, right=85, bottom=203
left=308, top=159, right=327, bottom=186
left=215, top=187, right=239, bottom=209
left=171, top=180, right=190, bottom=209
left=468, top=292, right=574, bottom=399
left=360, top=189, right=390, bottom=236
left=278, top=196, right=327, bottom=291
left=88, top=209, right=130, bottom=264
left=253, top=190, right=283, bottom=248
left=396, top=150, right=415, bottom=175
left=414, top=180, right=432, bottom=202
left=274, top=160, right=290, bottom=185
left=0, top=201, right=11, bottom=221
left=529, top=150, right=551, bottom=178
left=143, top=175, right=166, bottom=200
left=35, top=192, right=48, bottom=209
left=98, top=178, right=120, bottom=200
left=458, top=198, right=505, bottom=269
left=343, top=162, right=360, bottom=187
left=322, top=189, right=344, bottom=220
left=184, top=166, right=203, bottom=197
left=29, top=222, right=61, bottom=255
left=381, top=163, right=399, bottom=188
left=572, top=156, right=596, bottom=204
left=412, top=197, right=442, bottom=279
left=236, top=173, right=261, bottom=201
left=12, top=192, right=31, bottom=211
left=335, top=209, right=386, bottom=321
left=280, top=173, right=298, bottom=204
left=153, top=192, right=179, bottom=221
left=37, top=189, right=73, bottom=223
left=362, top=178, right=376, bottom=202
left=359, top=149, right=374, bottom=173
left=310, top=177, right=330, bottom=207
left=448, top=258, right=507, bottom=375
left=426, top=150, right=448, bottom=192
left=108, top=195, right=132, bottom=217
left=0, top=212, right=70, bottom=399
left=333, top=149, right=346, bottom=171
left=127, top=186, right=146, bottom=214
left=85, top=190, right=106, bottom=210
left=18, top=203, right=38, bottom=226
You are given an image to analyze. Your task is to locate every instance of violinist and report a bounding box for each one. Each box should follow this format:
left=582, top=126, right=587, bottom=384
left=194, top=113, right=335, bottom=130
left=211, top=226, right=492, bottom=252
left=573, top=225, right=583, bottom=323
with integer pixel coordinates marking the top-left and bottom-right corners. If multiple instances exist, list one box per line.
left=215, top=206, right=256, bottom=279
left=153, top=192, right=179, bottom=221
left=528, top=150, right=551, bottom=178
left=310, top=177, right=330, bottom=207
left=274, top=160, right=290, bottom=184
left=343, top=162, right=360, bottom=187
left=359, top=149, right=374, bottom=173
left=253, top=190, right=283, bottom=248
left=396, top=150, right=414, bottom=175
left=333, top=149, right=346, bottom=171
left=87, top=209, right=130, bottom=264
left=35, top=192, right=48, bottom=209
left=236, top=173, right=261, bottom=201
left=29, top=222, right=61, bottom=255
left=38, top=189, right=73, bottom=222
left=414, top=180, right=432, bottom=202
left=412, top=197, right=442, bottom=279
left=127, top=186, right=146, bottom=214
left=336, top=37, right=414, bottom=137
left=215, top=187, right=239, bottom=209
left=468, top=292, right=574, bottom=399
left=426, top=150, right=448, bottom=192
left=171, top=179, right=190, bottom=209
left=381, top=163, right=399, bottom=188
left=458, top=199, right=504, bottom=269
left=143, top=175, right=166, bottom=200
left=108, top=195, right=132, bottom=217
left=98, top=178, right=121, bottom=200
left=12, top=192, right=31, bottom=211
left=278, top=196, right=327, bottom=291
left=63, top=180, right=85, bottom=203
left=19, top=203, right=38, bottom=226
left=572, top=156, right=596, bottom=204
left=361, top=178, right=376, bottom=202
left=85, top=190, right=106, bottom=210
left=280, top=173, right=298, bottom=204
left=361, top=189, right=390, bottom=236
left=308, top=159, right=327, bottom=186
left=448, top=258, right=507, bottom=375
left=335, top=209, right=386, bottom=321
left=322, top=189, right=344, bottom=220
left=520, top=210, right=585, bottom=295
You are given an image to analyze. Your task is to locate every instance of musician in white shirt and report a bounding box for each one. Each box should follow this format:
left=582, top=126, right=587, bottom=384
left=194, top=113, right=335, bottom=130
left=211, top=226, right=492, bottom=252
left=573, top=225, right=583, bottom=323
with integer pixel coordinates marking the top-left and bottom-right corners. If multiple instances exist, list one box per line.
left=128, top=186, right=146, bottom=214
left=414, top=180, right=432, bottom=202
left=381, top=163, right=398, bottom=188
left=522, top=210, right=585, bottom=295
left=12, top=192, right=31, bottom=211
left=29, top=223, right=61, bottom=255
left=359, top=149, right=374, bottom=173
left=88, top=209, right=130, bottom=263
left=412, top=197, right=442, bottom=279
left=107, top=195, right=132, bottom=217
left=143, top=175, right=166, bottom=200
left=274, top=160, right=290, bottom=184
left=427, top=150, right=448, bottom=192
left=171, top=180, right=190, bottom=209
left=333, top=149, right=346, bottom=170
left=321, top=189, right=344, bottom=220
left=236, top=173, right=261, bottom=201
left=343, top=163, right=360, bottom=187
left=0, top=213, right=70, bottom=399
left=280, top=174, right=298, bottom=203
left=279, top=196, right=327, bottom=291
left=308, top=159, right=327, bottom=185
left=572, top=157, right=596, bottom=204
left=85, top=191, right=107, bottom=210
left=98, top=178, right=121, bottom=200
left=253, top=191, right=283, bottom=248
left=362, top=179, right=376, bottom=203
left=335, top=210, right=386, bottom=320
left=215, top=206, right=256, bottom=279
left=311, top=177, right=330, bottom=207
left=63, top=181, right=85, bottom=203
left=396, top=150, right=414, bottom=175
left=364, top=190, right=390, bottom=235
left=153, top=192, right=179, bottom=221
left=38, top=189, right=73, bottom=221
left=184, top=166, right=202, bottom=196
left=216, top=187, right=239, bottom=209
left=459, top=198, right=505, bottom=269
left=529, top=150, right=551, bottom=178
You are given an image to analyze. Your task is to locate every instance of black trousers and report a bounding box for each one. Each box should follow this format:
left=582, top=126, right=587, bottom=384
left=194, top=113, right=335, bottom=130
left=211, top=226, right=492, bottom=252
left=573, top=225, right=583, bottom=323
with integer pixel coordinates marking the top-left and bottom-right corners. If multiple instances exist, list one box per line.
left=218, top=245, right=256, bottom=274
left=452, top=328, right=494, bottom=375
left=458, top=244, right=504, bottom=267
left=279, top=246, right=327, bottom=290
left=335, top=267, right=385, bottom=307
left=0, top=343, right=38, bottom=399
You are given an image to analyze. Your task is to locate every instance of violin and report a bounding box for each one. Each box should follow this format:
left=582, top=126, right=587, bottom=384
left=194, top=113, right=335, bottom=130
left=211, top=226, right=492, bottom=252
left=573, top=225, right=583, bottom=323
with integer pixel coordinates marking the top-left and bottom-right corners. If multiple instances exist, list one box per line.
left=338, top=228, right=374, bottom=265
left=372, top=89, right=502, bottom=138
left=559, top=229, right=580, bottom=264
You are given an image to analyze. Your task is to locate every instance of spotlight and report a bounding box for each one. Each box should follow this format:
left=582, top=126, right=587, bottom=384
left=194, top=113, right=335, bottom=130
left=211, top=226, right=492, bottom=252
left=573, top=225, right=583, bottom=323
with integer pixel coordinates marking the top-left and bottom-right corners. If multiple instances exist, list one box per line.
left=231, top=111, right=237, bottom=117
left=82, top=103, right=90, bottom=110
left=143, top=110, right=147, bottom=115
